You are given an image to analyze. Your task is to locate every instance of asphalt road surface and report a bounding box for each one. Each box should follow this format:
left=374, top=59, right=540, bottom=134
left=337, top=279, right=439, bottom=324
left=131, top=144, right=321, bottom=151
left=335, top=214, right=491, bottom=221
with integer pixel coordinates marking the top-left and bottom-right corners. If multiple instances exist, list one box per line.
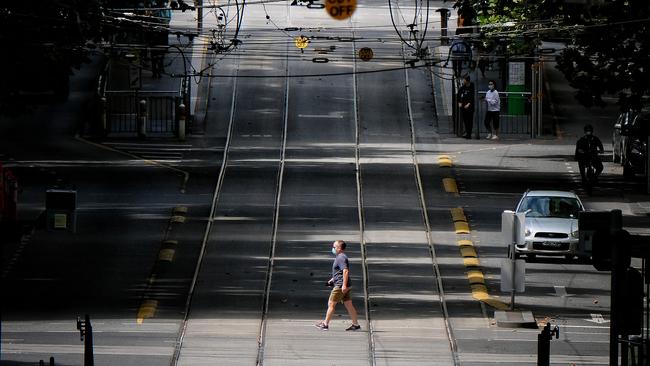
left=2, top=2, right=648, bottom=366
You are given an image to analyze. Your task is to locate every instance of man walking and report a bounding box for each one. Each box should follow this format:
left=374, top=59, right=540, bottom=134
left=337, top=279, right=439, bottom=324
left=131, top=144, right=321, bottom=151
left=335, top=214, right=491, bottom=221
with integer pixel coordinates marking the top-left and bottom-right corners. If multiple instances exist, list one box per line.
left=315, top=240, right=361, bottom=331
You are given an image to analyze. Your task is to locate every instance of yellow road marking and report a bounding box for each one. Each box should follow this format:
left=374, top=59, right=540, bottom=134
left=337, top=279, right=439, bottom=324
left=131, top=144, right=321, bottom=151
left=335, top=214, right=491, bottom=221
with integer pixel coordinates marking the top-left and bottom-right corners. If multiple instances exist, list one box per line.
left=442, top=178, right=459, bottom=194
left=467, top=270, right=485, bottom=284
left=158, top=248, right=175, bottom=262
left=460, top=246, right=477, bottom=258
left=450, top=207, right=466, bottom=222
left=471, top=283, right=489, bottom=300
left=483, top=298, right=510, bottom=310
left=171, top=215, right=186, bottom=224
left=454, top=221, right=470, bottom=234
left=457, top=239, right=473, bottom=247
left=136, top=299, right=158, bottom=324
left=463, top=257, right=480, bottom=267
left=162, top=240, right=178, bottom=247
left=438, top=158, right=453, bottom=168
left=173, top=206, right=188, bottom=215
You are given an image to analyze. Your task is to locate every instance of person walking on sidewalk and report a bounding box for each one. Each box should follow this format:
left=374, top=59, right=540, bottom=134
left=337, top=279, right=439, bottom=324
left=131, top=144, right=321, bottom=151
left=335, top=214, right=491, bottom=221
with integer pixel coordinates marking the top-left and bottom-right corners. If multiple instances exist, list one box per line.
left=484, top=80, right=500, bottom=140
left=315, top=240, right=361, bottom=331
left=458, top=75, right=475, bottom=139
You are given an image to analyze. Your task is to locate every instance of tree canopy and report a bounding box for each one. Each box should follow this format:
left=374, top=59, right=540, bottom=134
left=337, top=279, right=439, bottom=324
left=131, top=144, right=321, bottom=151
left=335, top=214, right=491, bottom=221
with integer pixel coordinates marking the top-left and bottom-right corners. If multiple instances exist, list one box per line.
left=0, top=0, right=104, bottom=111
left=454, top=0, right=650, bottom=108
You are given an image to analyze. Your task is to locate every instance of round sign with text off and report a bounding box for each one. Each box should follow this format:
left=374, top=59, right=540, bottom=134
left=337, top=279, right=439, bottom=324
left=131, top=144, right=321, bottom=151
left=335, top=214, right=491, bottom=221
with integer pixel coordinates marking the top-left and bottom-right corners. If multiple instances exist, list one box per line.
left=325, top=0, right=356, bottom=20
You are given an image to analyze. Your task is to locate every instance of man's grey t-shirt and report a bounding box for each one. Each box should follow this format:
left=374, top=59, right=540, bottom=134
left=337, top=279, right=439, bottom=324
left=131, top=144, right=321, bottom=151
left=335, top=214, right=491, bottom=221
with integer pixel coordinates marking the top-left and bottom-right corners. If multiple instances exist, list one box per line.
left=332, top=253, right=350, bottom=288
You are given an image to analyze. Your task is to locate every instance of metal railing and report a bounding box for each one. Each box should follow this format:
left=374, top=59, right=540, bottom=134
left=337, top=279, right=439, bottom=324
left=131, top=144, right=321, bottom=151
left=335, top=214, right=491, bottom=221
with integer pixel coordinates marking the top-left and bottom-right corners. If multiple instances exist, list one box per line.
left=476, top=91, right=532, bottom=136
left=104, top=90, right=181, bottom=135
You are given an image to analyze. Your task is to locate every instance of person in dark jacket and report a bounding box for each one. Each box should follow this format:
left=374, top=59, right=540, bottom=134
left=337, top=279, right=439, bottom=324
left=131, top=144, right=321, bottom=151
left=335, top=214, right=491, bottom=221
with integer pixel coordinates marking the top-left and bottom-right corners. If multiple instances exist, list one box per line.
left=575, top=124, right=604, bottom=182
left=457, top=75, right=475, bottom=139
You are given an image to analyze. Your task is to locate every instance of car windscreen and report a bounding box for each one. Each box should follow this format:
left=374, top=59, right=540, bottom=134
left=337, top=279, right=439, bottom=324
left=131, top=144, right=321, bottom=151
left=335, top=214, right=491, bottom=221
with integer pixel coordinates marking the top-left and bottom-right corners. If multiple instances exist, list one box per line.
left=517, top=196, right=582, bottom=219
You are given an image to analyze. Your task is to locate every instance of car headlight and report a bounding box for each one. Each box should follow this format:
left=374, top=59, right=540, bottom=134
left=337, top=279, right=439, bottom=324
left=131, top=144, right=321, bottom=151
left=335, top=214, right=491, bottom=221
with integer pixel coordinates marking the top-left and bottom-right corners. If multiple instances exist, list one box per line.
left=572, top=229, right=579, bottom=238
left=525, top=228, right=532, bottom=237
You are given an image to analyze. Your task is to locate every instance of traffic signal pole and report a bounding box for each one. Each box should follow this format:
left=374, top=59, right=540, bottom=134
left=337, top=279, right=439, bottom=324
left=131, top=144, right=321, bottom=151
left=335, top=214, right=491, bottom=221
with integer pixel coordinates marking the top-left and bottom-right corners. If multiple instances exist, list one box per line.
left=77, top=314, right=94, bottom=366
left=579, top=210, right=648, bottom=365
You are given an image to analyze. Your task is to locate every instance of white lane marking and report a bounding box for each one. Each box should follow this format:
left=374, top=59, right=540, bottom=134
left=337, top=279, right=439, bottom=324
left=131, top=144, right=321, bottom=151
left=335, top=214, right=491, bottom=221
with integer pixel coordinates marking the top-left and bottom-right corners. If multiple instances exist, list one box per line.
left=297, top=112, right=344, bottom=119
left=586, top=313, right=609, bottom=324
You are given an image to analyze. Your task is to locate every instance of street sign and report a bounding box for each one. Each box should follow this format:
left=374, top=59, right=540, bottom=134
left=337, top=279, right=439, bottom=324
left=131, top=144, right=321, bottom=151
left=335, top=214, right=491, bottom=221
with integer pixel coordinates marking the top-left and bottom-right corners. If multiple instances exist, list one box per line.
left=325, top=0, right=356, bottom=20
left=358, top=47, right=373, bottom=61
left=500, top=258, right=525, bottom=292
left=501, top=210, right=526, bottom=246
left=294, top=35, right=309, bottom=49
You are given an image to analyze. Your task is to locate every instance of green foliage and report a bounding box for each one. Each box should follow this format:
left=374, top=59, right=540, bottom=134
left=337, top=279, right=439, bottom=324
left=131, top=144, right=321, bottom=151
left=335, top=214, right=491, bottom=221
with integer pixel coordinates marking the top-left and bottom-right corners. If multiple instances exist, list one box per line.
left=469, top=0, right=650, bottom=107
left=555, top=0, right=650, bottom=108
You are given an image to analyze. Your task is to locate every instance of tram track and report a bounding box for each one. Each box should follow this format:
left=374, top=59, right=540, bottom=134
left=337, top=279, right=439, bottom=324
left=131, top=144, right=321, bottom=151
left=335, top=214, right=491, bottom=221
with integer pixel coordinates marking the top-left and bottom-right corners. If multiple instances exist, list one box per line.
left=169, top=55, right=241, bottom=366
left=256, top=45, right=290, bottom=366
left=402, top=46, right=459, bottom=365
left=352, top=32, right=378, bottom=366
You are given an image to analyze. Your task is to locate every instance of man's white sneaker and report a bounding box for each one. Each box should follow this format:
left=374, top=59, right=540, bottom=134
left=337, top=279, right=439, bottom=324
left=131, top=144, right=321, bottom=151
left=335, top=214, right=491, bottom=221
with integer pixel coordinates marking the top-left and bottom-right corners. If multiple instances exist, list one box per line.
left=486, top=133, right=492, bottom=139
left=491, top=135, right=499, bottom=140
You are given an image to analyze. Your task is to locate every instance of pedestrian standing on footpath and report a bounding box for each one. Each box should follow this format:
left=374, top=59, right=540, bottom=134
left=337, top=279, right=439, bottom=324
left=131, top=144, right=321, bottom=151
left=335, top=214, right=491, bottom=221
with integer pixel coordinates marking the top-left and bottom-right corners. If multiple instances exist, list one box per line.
left=315, top=240, right=361, bottom=331
left=458, top=74, right=475, bottom=139
left=484, top=79, right=500, bottom=140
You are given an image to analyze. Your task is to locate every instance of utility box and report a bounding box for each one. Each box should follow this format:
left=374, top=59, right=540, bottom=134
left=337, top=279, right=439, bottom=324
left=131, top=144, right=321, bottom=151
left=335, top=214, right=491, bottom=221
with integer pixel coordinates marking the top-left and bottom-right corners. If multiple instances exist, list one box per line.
left=46, top=189, right=77, bottom=233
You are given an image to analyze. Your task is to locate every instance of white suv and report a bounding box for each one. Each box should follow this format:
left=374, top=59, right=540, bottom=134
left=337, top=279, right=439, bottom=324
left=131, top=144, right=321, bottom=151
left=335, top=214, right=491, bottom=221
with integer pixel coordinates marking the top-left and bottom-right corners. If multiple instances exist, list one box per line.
left=514, top=190, right=585, bottom=260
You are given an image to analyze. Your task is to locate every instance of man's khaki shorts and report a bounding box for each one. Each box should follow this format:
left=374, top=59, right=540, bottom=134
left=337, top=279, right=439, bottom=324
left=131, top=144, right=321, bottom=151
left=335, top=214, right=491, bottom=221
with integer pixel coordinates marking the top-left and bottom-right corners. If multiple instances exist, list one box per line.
left=329, top=287, right=351, bottom=303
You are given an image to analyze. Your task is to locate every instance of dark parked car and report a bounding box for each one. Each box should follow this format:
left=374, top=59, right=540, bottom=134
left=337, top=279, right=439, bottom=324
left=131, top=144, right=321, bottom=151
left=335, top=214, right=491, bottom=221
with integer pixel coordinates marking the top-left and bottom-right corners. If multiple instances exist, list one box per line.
left=616, top=111, right=649, bottom=179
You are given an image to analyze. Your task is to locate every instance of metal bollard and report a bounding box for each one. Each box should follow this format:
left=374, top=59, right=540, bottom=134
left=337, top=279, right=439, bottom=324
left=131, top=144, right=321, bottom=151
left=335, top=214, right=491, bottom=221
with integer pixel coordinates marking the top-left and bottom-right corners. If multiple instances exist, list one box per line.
left=138, top=99, right=147, bottom=139
left=178, top=103, right=186, bottom=141
left=537, top=323, right=559, bottom=366
left=99, top=97, right=107, bottom=137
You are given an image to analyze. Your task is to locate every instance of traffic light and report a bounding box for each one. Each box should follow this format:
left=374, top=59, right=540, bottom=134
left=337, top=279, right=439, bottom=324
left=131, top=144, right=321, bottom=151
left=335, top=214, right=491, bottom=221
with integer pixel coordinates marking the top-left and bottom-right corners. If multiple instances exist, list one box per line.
left=578, top=210, right=622, bottom=271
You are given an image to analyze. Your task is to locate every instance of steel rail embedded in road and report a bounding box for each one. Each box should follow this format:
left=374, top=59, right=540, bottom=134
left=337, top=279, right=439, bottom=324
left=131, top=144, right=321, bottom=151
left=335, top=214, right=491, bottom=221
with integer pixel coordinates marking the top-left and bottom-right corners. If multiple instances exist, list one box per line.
left=402, top=45, right=460, bottom=366
left=352, top=31, right=378, bottom=366
left=255, top=44, right=290, bottom=366
left=169, top=55, right=241, bottom=366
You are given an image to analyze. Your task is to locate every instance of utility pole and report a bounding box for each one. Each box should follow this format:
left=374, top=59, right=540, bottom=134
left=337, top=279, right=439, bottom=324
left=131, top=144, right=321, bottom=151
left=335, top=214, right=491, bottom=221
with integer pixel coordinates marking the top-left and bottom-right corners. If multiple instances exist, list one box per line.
left=196, top=0, right=202, bottom=30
